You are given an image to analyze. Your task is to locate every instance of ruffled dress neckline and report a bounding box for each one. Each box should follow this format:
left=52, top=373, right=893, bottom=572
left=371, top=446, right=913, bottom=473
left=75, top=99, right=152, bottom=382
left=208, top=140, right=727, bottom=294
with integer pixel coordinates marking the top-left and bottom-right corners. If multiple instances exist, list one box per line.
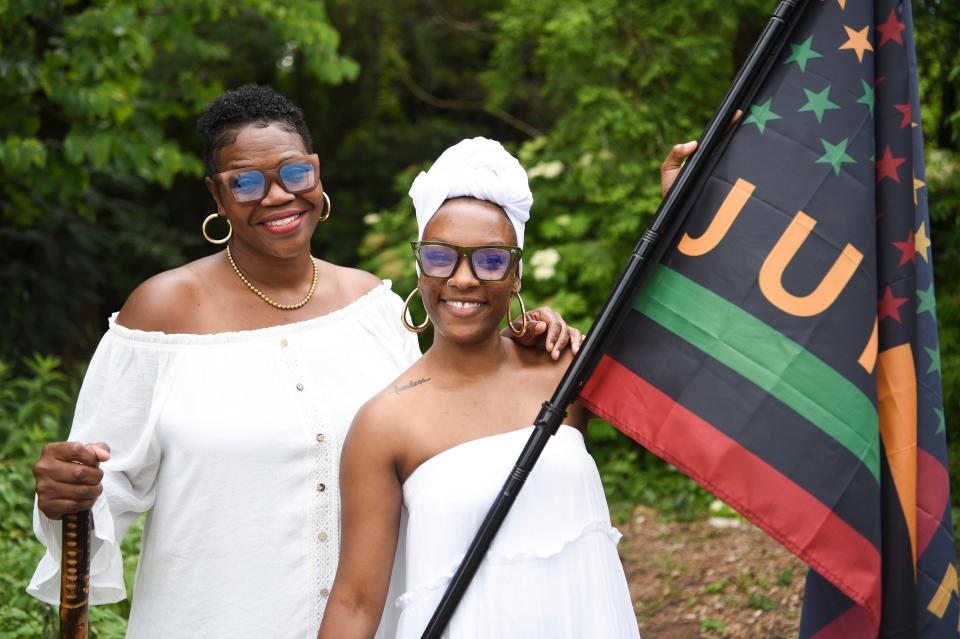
left=395, top=423, right=641, bottom=638
left=107, top=280, right=394, bottom=346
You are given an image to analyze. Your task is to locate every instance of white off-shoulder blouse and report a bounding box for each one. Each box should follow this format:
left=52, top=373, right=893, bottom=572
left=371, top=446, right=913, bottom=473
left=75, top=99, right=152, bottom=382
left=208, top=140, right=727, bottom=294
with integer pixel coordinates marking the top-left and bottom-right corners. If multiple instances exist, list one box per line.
left=27, top=282, right=420, bottom=639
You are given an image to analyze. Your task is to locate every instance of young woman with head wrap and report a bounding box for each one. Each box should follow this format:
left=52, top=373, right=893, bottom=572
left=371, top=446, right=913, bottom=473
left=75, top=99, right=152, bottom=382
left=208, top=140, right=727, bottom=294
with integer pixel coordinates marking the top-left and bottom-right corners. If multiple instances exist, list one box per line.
left=318, top=138, right=654, bottom=639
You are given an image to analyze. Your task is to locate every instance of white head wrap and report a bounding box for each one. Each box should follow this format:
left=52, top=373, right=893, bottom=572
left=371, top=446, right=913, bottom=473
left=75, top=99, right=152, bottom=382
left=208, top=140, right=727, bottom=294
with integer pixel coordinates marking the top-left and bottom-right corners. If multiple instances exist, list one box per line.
left=409, top=138, right=533, bottom=261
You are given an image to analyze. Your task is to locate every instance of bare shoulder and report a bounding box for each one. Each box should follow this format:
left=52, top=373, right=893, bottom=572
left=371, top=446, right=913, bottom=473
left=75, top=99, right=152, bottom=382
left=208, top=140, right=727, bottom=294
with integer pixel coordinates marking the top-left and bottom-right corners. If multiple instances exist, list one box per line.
left=331, top=265, right=384, bottom=300
left=546, top=349, right=591, bottom=428
left=344, top=386, right=410, bottom=460
left=115, top=258, right=213, bottom=332
left=510, top=342, right=589, bottom=428
left=513, top=338, right=576, bottom=380
left=348, top=360, right=432, bottom=442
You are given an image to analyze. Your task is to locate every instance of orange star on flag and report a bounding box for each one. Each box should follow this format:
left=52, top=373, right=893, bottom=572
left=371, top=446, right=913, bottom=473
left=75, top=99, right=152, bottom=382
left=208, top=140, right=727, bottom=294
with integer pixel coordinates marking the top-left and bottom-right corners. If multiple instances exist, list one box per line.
left=840, top=25, right=874, bottom=63
left=913, top=172, right=926, bottom=205
left=915, top=222, right=932, bottom=262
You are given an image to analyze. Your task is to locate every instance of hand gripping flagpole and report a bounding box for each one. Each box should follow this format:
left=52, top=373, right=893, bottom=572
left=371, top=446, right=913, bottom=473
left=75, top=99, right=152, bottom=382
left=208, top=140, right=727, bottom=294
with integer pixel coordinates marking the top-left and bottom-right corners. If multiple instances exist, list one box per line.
left=60, top=510, right=92, bottom=639
left=420, top=1, right=811, bottom=636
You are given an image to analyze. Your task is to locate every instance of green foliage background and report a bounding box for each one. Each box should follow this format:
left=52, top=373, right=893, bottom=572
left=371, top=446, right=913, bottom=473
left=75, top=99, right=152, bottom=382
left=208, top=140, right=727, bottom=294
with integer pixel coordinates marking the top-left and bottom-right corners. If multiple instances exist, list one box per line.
left=1, top=0, right=957, bottom=634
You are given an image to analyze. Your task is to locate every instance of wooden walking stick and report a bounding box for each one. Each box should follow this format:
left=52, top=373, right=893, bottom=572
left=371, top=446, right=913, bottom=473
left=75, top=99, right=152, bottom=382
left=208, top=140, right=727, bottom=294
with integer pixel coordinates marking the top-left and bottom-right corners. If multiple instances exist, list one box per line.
left=59, top=510, right=91, bottom=639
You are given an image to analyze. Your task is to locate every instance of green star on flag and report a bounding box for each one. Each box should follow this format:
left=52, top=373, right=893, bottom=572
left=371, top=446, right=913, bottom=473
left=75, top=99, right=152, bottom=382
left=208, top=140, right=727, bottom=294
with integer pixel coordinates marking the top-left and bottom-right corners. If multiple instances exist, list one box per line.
left=934, top=407, right=946, bottom=435
left=799, top=86, right=840, bottom=123
left=924, top=345, right=941, bottom=375
left=744, top=99, right=782, bottom=134
left=917, top=283, right=937, bottom=318
left=857, top=79, right=875, bottom=117
left=784, top=36, right=823, bottom=72
left=815, top=138, right=855, bottom=175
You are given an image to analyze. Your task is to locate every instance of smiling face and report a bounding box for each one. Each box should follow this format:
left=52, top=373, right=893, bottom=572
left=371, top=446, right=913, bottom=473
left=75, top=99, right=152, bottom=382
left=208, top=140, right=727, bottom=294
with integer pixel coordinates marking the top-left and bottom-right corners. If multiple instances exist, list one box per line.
left=419, top=197, right=519, bottom=345
left=205, top=122, right=323, bottom=259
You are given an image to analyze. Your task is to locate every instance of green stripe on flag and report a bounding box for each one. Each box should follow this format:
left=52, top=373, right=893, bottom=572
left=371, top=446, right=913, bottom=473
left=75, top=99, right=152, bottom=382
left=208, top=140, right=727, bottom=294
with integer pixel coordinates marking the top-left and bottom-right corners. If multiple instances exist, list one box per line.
left=636, top=266, right=880, bottom=483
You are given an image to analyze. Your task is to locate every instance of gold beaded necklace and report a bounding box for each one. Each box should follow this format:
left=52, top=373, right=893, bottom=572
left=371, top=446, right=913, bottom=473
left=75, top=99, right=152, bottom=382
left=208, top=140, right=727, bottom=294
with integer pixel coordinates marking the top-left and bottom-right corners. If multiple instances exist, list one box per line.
left=226, top=245, right=318, bottom=311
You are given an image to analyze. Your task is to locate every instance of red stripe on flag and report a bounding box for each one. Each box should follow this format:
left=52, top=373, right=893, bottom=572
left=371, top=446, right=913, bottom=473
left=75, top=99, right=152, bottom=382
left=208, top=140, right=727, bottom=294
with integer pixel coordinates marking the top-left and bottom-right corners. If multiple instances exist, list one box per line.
left=917, top=448, right=951, bottom=558
left=809, top=601, right=877, bottom=639
left=580, top=355, right=882, bottom=626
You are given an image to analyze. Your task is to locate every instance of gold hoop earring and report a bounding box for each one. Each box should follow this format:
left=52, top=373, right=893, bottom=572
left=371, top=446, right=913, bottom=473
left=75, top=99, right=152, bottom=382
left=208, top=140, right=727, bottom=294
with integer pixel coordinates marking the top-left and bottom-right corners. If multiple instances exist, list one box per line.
left=202, top=213, right=232, bottom=245
left=508, top=290, right=527, bottom=337
left=401, top=287, right=431, bottom=333
left=317, top=192, right=332, bottom=222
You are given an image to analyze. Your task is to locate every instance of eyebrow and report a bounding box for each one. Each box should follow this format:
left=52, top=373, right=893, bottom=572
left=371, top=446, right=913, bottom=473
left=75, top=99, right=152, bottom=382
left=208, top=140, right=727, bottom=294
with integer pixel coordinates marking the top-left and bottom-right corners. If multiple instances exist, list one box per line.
left=224, top=152, right=306, bottom=171
left=426, top=239, right=513, bottom=246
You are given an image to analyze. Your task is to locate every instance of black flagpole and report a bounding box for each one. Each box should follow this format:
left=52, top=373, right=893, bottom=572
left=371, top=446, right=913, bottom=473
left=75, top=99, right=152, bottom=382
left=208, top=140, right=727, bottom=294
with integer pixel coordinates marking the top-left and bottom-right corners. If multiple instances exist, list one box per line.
left=420, top=1, right=810, bottom=636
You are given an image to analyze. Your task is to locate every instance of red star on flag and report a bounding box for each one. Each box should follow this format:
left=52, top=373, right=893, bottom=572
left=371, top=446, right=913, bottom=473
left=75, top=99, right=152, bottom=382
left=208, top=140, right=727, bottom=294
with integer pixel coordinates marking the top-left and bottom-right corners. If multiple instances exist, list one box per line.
left=876, top=145, right=907, bottom=183
left=894, top=101, right=912, bottom=128
left=876, top=8, right=906, bottom=47
left=878, top=285, right=909, bottom=323
left=892, top=230, right=916, bottom=267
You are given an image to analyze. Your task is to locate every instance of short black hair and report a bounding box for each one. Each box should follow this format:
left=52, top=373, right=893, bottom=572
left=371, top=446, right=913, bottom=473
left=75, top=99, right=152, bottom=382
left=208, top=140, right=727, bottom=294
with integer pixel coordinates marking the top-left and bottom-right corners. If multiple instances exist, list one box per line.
left=197, top=84, right=313, bottom=175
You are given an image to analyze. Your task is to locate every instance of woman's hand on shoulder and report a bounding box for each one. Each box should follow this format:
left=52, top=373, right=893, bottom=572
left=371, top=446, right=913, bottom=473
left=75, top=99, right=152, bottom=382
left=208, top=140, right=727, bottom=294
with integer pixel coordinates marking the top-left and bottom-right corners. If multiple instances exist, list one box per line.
left=506, top=306, right=584, bottom=361
left=116, top=267, right=202, bottom=333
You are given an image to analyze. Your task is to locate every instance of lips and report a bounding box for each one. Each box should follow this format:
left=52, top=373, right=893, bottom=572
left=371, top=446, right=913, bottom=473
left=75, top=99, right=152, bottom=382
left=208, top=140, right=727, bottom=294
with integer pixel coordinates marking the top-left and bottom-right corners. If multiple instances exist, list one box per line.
left=264, top=213, right=301, bottom=227
left=441, top=298, right=488, bottom=317
left=443, top=300, right=485, bottom=309
left=258, top=209, right=306, bottom=234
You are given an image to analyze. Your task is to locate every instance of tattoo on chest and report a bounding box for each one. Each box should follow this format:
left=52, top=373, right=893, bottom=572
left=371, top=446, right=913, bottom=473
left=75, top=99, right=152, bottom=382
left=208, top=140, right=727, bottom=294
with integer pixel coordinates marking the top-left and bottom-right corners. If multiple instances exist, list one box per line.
left=393, top=377, right=431, bottom=395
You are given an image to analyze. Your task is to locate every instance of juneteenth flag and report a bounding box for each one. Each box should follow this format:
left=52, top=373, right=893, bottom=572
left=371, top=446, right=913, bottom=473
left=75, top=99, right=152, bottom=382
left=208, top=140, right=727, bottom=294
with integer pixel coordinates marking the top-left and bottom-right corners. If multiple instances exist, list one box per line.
left=579, top=1, right=957, bottom=636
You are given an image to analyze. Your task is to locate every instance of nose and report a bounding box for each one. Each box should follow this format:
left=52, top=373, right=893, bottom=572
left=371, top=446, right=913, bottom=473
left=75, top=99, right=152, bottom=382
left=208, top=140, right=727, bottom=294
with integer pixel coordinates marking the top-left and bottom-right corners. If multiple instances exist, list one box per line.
left=261, top=178, right=295, bottom=206
left=447, top=254, right=479, bottom=288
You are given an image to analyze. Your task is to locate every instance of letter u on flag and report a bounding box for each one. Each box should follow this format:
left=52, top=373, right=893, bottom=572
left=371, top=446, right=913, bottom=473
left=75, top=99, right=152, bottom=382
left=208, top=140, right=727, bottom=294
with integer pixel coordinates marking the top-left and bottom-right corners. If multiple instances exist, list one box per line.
left=579, top=1, right=958, bottom=636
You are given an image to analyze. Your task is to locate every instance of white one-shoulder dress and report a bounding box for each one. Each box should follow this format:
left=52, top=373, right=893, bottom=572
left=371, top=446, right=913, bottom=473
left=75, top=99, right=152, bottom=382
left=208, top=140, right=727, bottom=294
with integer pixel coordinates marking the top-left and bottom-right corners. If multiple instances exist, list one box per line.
left=395, top=426, right=641, bottom=638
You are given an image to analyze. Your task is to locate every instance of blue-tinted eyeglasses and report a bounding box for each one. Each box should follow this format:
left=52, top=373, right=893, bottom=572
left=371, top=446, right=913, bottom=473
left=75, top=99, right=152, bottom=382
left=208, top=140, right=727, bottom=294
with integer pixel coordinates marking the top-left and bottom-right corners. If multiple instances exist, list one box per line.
left=411, top=241, right=522, bottom=281
left=213, top=154, right=320, bottom=204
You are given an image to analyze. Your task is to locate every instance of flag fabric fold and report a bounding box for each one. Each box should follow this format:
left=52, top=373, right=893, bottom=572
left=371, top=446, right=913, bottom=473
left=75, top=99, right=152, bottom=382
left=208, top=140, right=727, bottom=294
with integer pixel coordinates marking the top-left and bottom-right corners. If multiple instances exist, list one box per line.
left=579, top=1, right=957, bottom=635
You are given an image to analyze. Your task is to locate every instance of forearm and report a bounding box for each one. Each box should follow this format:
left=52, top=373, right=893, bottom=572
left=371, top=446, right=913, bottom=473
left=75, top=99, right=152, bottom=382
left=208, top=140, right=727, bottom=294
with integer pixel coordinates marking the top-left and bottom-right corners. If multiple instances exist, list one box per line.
left=317, top=594, right=383, bottom=639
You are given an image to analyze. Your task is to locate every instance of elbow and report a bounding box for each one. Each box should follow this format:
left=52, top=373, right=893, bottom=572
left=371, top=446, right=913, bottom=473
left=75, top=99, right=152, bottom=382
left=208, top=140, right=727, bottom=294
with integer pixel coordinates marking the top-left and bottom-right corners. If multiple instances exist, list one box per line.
left=318, top=590, right=384, bottom=639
